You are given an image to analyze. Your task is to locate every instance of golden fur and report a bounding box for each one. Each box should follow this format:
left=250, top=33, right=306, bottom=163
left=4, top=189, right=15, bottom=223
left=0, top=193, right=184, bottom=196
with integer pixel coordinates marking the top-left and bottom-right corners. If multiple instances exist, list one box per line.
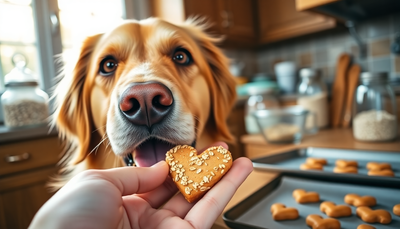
left=51, top=18, right=237, bottom=189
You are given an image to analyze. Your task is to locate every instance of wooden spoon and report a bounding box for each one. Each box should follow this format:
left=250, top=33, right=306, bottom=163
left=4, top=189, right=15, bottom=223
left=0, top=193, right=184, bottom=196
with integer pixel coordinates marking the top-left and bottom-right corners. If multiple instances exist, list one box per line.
left=341, top=64, right=361, bottom=128
left=330, top=53, right=351, bottom=128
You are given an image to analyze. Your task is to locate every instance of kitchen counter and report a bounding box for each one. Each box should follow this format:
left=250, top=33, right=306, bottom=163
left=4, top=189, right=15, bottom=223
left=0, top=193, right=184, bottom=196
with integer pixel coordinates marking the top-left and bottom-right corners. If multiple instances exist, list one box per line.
left=0, top=123, right=57, bottom=144
left=213, top=128, right=400, bottom=229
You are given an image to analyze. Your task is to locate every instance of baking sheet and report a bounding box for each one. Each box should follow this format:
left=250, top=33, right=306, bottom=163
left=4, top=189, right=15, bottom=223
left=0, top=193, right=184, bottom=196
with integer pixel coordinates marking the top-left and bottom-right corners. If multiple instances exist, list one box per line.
left=223, top=175, right=400, bottom=229
left=252, top=147, right=400, bottom=187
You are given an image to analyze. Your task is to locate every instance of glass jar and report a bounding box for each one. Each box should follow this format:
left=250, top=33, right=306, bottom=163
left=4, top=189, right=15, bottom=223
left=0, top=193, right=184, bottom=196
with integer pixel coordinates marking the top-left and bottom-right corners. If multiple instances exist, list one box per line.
left=1, top=54, right=49, bottom=128
left=297, top=68, right=327, bottom=95
left=296, top=68, right=329, bottom=128
left=245, top=85, right=280, bottom=134
left=353, top=72, right=398, bottom=142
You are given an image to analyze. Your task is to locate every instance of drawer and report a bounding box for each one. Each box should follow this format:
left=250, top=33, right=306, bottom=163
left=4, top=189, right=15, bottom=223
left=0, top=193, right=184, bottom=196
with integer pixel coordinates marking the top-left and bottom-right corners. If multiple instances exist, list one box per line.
left=0, top=136, right=61, bottom=176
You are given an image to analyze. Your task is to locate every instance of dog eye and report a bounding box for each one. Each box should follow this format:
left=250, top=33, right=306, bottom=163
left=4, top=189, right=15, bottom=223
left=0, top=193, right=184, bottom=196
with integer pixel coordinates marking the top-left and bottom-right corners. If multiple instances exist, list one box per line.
left=172, top=48, right=192, bottom=65
left=99, top=56, right=118, bottom=76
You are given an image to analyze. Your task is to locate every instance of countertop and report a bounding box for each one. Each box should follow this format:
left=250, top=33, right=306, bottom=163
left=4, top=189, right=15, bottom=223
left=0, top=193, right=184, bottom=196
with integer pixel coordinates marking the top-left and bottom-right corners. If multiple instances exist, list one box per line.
left=0, top=123, right=57, bottom=144
left=213, top=128, right=400, bottom=229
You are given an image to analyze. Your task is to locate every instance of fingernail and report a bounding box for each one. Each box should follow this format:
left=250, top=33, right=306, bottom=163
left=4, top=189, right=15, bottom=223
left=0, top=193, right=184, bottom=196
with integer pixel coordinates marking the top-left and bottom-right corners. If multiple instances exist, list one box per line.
left=151, top=161, right=165, bottom=167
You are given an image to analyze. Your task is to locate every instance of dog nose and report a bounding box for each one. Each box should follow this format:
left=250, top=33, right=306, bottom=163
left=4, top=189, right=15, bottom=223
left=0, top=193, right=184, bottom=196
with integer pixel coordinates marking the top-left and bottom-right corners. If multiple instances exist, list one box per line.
left=119, top=81, right=174, bottom=127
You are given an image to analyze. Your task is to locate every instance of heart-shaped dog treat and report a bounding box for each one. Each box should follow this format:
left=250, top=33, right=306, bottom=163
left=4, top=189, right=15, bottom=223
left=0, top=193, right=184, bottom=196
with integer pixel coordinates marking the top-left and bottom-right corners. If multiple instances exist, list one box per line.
left=165, top=145, right=232, bottom=203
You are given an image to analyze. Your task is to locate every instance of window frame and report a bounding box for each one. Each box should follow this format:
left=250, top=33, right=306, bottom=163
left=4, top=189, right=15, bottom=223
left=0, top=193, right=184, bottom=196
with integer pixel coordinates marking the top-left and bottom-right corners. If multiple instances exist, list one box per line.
left=0, top=0, right=150, bottom=124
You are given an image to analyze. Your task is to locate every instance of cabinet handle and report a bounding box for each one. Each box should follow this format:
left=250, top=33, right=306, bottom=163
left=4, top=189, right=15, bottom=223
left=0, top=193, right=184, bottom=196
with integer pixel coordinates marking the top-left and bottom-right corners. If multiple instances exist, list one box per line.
left=5, top=152, right=30, bottom=163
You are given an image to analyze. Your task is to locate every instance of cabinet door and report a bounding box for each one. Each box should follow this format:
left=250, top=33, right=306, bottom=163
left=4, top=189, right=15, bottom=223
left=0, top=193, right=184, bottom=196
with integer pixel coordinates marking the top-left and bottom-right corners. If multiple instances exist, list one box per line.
left=258, top=0, right=336, bottom=43
left=0, top=167, right=56, bottom=229
left=223, top=0, right=257, bottom=40
left=184, top=0, right=223, bottom=35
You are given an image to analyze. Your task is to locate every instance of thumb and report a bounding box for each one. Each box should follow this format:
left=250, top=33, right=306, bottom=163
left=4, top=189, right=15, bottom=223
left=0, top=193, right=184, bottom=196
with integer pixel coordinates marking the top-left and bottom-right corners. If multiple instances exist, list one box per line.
left=98, top=160, right=169, bottom=196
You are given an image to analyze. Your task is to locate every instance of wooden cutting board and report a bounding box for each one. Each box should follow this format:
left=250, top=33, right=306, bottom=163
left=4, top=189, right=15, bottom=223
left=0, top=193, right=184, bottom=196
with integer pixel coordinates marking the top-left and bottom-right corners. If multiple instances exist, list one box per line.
left=341, top=64, right=361, bottom=128
left=330, top=53, right=351, bottom=128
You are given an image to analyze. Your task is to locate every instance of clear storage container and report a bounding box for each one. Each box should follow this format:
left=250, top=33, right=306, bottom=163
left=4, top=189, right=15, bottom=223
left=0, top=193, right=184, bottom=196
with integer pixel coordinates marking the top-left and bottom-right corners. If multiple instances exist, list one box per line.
left=296, top=68, right=328, bottom=128
left=352, top=72, right=398, bottom=142
left=245, top=84, right=280, bottom=134
left=1, top=54, right=49, bottom=128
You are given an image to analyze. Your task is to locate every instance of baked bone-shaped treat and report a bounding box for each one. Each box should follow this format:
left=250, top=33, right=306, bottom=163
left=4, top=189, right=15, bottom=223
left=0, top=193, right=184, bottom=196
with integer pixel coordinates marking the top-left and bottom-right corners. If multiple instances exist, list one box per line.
left=366, top=162, right=391, bottom=171
left=333, top=166, right=358, bottom=173
left=270, top=203, right=299, bottom=221
left=300, top=163, right=323, bottom=170
left=356, top=206, right=392, bottom=224
left=306, top=214, right=341, bottom=229
left=335, top=159, right=358, bottom=168
left=306, top=158, right=327, bottom=165
left=357, top=224, right=376, bottom=229
left=165, top=145, right=232, bottom=203
left=344, top=194, right=376, bottom=207
left=367, top=169, right=395, bottom=177
left=292, top=189, right=320, bottom=203
left=393, top=204, right=400, bottom=216
left=320, top=201, right=352, bottom=218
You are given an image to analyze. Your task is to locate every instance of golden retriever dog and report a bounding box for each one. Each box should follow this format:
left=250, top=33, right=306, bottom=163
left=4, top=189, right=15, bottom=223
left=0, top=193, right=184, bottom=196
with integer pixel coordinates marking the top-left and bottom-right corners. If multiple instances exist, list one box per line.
left=51, top=17, right=237, bottom=189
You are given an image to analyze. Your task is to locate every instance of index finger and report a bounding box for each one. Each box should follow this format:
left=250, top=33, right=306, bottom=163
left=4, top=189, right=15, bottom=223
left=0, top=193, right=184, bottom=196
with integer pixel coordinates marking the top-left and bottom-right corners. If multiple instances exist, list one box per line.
left=78, top=161, right=170, bottom=196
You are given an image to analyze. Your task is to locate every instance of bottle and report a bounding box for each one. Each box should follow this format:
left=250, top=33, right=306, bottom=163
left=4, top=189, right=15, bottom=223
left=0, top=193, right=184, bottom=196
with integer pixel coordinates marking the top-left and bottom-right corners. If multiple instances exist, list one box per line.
left=353, top=72, right=397, bottom=142
left=1, top=54, right=49, bottom=128
left=245, top=84, right=280, bottom=134
left=296, top=68, right=328, bottom=128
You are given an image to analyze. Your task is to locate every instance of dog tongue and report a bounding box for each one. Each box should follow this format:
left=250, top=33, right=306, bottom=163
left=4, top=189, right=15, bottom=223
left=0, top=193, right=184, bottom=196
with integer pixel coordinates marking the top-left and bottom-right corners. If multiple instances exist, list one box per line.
left=134, top=139, right=175, bottom=167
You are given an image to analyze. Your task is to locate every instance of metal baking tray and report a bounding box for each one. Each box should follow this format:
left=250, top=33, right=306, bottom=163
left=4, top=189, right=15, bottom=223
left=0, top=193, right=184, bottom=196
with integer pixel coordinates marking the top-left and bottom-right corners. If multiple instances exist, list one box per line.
left=223, top=174, right=400, bottom=229
left=252, top=147, right=400, bottom=188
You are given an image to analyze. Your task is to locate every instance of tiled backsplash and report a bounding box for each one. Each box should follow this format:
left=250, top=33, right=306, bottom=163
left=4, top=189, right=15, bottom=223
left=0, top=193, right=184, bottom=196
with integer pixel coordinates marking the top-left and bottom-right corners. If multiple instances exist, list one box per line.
left=225, top=13, right=400, bottom=86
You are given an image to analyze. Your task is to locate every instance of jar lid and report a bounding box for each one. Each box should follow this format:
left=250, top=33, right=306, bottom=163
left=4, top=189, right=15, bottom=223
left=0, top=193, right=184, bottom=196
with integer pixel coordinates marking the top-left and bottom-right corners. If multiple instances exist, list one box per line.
left=247, top=85, right=277, bottom=95
left=4, top=53, right=38, bottom=87
left=299, top=68, right=320, bottom=78
left=360, top=72, right=388, bottom=84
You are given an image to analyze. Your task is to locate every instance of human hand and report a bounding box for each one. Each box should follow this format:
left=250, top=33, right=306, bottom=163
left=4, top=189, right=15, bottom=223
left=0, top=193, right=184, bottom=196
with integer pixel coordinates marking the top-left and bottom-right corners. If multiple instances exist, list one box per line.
left=29, top=143, right=253, bottom=229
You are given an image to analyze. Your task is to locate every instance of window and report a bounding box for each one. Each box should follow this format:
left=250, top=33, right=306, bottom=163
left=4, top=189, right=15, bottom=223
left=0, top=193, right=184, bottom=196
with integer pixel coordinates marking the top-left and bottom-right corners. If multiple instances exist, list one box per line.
left=0, top=0, right=150, bottom=123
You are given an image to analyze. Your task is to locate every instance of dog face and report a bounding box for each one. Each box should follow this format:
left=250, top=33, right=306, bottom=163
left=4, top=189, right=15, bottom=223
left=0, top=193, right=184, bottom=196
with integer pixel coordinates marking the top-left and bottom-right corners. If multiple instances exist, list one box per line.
left=53, top=18, right=236, bottom=173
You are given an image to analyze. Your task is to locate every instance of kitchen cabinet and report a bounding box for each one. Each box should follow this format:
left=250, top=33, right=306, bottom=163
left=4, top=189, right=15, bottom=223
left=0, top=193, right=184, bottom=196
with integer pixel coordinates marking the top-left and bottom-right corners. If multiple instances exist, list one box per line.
left=152, top=0, right=258, bottom=47
left=296, top=0, right=400, bottom=22
left=152, top=0, right=336, bottom=46
left=257, top=0, right=336, bottom=44
left=0, top=136, right=61, bottom=229
left=296, top=0, right=340, bottom=11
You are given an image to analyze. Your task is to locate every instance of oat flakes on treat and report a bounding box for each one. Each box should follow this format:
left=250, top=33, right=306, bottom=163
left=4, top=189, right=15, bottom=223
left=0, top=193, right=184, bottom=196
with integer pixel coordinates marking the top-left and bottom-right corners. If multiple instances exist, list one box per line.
left=320, top=201, right=352, bottom=218
left=165, top=145, right=232, bottom=203
left=292, top=189, right=320, bottom=203
left=344, top=194, right=376, bottom=207
left=270, top=203, right=299, bottom=221
left=306, top=214, right=341, bottom=229
left=356, top=206, right=392, bottom=224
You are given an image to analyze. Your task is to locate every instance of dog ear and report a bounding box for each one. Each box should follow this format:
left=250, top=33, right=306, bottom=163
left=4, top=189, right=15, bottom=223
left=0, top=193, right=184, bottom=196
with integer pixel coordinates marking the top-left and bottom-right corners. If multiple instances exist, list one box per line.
left=52, top=34, right=103, bottom=168
left=182, top=19, right=237, bottom=143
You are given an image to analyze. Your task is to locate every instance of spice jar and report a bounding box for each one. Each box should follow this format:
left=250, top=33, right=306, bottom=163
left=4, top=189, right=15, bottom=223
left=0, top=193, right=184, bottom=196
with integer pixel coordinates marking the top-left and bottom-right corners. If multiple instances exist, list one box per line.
left=244, top=83, right=280, bottom=134
left=353, top=72, right=398, bottom=142
left=1, top=54, right=49, bottom=128
left=296, top=68, right=328, bottom=128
